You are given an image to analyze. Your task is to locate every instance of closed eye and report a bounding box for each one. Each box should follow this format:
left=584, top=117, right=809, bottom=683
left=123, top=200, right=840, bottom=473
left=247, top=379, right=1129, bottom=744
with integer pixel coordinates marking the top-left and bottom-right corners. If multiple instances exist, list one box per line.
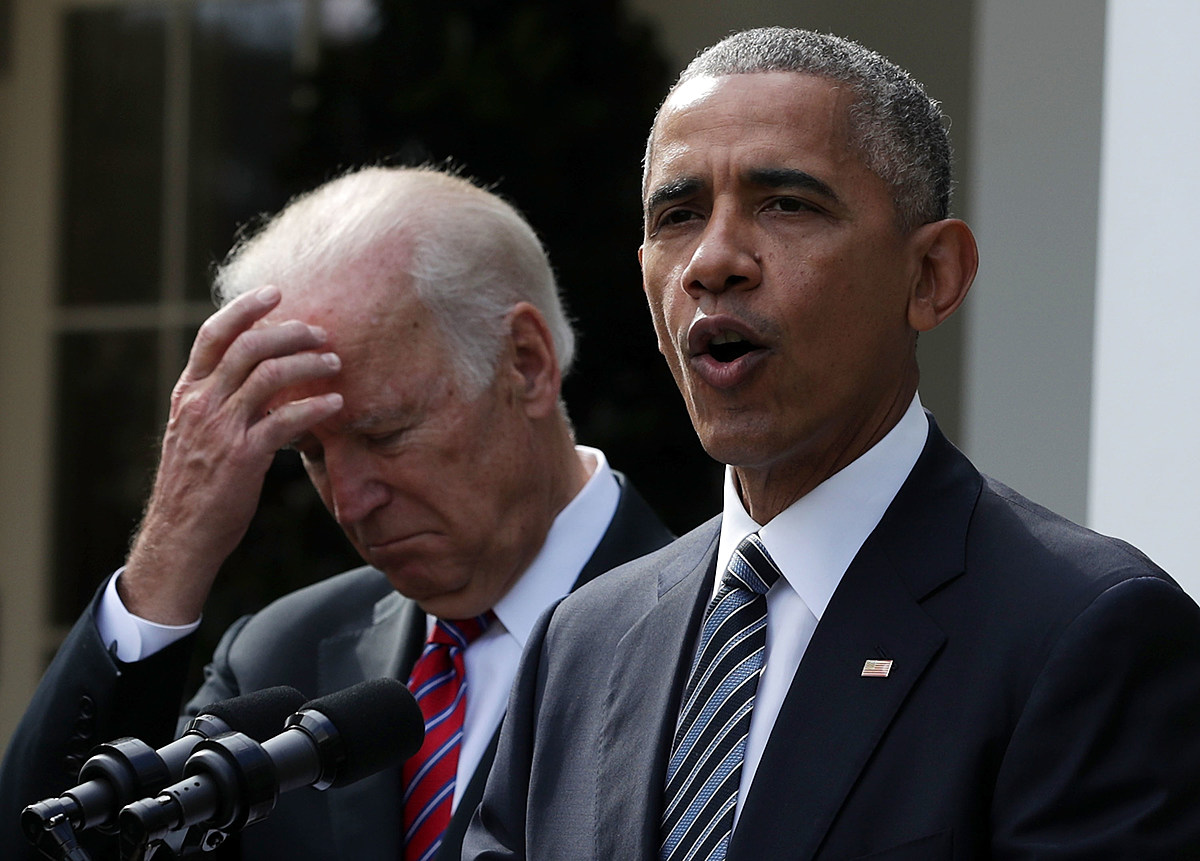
left=364, top=428, right=409, bottom=451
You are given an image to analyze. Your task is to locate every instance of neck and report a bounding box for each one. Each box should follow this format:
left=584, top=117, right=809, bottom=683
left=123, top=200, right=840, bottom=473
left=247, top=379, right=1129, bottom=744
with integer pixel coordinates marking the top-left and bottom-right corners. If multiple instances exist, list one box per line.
left=506, top=417, right=591, bottom=574
left=733, top=383, right=916, bottom=524
left=544, top=417, right=592, bottom=513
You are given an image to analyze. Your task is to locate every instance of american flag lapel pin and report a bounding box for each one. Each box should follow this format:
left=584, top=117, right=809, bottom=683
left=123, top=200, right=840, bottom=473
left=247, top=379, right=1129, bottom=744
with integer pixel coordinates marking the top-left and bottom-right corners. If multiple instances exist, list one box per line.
left=861, top=659, right=893, bottom=678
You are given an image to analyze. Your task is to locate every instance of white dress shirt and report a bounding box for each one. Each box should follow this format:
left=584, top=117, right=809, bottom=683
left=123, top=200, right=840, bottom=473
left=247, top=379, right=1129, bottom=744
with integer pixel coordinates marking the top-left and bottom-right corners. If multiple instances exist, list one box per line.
left=96, top=445, right=621, bottom=809
left=714, top=396, right=929, bottom=824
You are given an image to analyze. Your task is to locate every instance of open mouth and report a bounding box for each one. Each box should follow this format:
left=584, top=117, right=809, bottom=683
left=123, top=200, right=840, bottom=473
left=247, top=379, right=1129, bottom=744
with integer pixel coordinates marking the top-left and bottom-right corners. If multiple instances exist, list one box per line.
left=708, top=331, right=759, bottom=363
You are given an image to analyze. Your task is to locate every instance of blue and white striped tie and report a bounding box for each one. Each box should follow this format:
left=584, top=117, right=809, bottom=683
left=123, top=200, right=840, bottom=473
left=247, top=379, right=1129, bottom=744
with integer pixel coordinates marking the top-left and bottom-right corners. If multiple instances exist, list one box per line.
left=661, top=533, right=781, bottom=861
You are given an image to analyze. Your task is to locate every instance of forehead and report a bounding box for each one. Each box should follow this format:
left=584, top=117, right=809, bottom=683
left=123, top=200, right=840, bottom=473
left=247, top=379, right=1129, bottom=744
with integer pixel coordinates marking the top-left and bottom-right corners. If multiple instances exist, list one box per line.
left=646, top=72, right=865, bottom=193
left=264, top=269, right=456, bottom=424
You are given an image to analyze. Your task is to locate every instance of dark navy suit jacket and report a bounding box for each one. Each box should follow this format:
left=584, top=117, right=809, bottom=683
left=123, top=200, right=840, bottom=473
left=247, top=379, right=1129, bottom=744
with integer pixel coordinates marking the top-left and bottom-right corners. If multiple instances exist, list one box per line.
left=465, top=422, right=1200, bottom=860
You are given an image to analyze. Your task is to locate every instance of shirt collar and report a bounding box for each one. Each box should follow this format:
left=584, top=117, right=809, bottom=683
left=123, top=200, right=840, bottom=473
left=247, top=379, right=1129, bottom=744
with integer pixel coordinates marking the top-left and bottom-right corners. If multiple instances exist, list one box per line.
left=487, top=445, right=620, bottom=648
left=717, top=395, right=929, bottom=619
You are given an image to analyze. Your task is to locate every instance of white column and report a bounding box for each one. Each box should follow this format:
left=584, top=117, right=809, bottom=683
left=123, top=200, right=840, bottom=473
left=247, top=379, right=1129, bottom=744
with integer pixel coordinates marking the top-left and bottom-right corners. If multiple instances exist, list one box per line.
left=962, top=0, right=1107, bottom=525
left=1089, top=0, right=1200, bottom=597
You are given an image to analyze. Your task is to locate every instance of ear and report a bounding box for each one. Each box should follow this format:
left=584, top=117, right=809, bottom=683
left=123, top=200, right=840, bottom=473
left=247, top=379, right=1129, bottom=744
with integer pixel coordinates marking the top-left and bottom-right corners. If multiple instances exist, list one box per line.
left=907, top=218, right=979, bottom=332
left=505, top=302, right=562, bottom=419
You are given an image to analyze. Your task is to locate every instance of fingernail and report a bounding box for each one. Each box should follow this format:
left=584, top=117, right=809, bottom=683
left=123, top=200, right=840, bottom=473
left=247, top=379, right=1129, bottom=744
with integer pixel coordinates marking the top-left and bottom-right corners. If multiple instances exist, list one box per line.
left=256, top=285, right=280, bottom=304
left=309, top=324, right=327, bottom=340
left=322, top=352, right=341, bottom=371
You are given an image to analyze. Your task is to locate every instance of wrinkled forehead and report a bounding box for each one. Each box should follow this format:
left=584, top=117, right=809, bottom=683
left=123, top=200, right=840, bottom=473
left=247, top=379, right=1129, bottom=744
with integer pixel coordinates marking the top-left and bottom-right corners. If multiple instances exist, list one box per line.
left=259, top=278, right=451, bottom=420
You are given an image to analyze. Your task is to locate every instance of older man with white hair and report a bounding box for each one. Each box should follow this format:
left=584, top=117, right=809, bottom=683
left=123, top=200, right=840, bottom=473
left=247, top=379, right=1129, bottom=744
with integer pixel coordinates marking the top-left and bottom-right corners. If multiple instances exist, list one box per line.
left=0, top=166, right=673, bottom=861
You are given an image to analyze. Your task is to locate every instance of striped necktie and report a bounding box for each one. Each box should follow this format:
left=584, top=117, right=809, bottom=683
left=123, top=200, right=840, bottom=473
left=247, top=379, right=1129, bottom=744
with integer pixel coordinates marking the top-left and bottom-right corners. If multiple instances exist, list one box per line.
left=402, top=612, right=492, bottom=861
left=661, top=533, right=781, bottom=861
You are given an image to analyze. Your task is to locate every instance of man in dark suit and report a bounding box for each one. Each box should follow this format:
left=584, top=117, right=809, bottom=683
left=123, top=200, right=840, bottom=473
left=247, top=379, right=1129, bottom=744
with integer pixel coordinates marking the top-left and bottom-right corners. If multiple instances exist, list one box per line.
left=0, top=166, right=673, bottom=860
left=463, top=27, right=1200, bottom=860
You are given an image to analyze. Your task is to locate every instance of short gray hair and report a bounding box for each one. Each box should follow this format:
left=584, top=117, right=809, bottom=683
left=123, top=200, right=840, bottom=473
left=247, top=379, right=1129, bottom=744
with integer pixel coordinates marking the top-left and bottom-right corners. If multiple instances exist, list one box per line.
left=212, top=165, right=575, bottom=394
left=646, top=27, right=952, bottom=231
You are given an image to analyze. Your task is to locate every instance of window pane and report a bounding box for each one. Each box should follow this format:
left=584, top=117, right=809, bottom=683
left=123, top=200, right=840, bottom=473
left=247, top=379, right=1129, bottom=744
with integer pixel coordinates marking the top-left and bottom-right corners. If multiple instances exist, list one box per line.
left=52, top=331, right=161, bottom=623
left=60, top=7, right=166, bottom=305
left=186, top=1, right=302, bottom=301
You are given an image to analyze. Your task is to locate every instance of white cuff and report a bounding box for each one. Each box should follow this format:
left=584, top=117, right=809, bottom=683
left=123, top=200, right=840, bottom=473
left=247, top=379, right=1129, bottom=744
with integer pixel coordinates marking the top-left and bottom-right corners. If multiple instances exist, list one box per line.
left=95, top=569, right=201, bottom=662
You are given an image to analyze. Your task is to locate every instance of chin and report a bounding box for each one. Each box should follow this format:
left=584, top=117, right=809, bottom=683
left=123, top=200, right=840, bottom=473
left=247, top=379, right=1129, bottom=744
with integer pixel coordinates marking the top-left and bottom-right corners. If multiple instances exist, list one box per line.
left=696, top=434, right=765, bottom=471
left=693, top=413, right=777, bottom=465
left=386, top=571, right=479, bottom=615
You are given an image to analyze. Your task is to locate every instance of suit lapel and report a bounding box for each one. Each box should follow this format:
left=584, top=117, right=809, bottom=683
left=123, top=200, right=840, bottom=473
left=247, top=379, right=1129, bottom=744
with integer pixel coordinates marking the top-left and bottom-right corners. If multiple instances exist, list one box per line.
left=729, top=419, right=979, bottom=861
left=317, top=589, right=426, bottom=690
left=598, top=522, right=720, bottom=859
left=730, top=539, right=947, bottom=860
left=320, top=589, right=426, bottom=860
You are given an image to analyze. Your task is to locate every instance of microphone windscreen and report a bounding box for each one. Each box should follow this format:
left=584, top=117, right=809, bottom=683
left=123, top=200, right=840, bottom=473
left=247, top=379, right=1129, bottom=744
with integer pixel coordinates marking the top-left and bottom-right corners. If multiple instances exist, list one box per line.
left=200, top=686, right=307, bottom=742
left=301, top=678, right=424, bottom=786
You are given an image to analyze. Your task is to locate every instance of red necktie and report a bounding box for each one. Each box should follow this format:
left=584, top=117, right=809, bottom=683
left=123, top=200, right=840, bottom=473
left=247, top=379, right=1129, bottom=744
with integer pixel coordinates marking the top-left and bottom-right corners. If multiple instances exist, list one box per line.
left=402, top=613, right=492, bottom=861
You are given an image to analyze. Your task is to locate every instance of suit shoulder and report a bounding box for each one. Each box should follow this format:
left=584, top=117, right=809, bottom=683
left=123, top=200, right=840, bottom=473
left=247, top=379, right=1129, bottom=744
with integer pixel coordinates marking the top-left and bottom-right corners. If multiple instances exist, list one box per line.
left=222, top=565, right=398, bottom=653
left=967, top=476, right=1183, bottom=613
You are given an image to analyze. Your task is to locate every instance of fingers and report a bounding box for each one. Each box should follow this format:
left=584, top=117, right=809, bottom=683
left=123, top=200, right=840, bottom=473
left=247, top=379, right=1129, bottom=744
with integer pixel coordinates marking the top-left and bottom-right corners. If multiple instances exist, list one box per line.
left=186, top=285, right=284, bottom=380
left=208, top=321, right=335, bottom=406
left=179, top=285, right=343, bottom=432
left=256, top=392, right=345, bottom=452
left=245, top=355, right=346, bottom=453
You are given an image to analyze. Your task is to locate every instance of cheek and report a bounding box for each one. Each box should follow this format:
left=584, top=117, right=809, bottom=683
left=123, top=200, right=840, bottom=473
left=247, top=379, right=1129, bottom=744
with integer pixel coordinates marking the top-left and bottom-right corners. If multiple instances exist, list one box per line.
left=646, top=303, right=673, bottom=354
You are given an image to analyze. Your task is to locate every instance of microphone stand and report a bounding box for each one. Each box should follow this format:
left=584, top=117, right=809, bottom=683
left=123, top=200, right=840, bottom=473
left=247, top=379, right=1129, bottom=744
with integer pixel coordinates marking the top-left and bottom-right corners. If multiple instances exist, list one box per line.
left=23, top=812, right=93, bottom=861
left=120, top=823, right=235, bottom=860
left=25, top=735, right=172, bottom=861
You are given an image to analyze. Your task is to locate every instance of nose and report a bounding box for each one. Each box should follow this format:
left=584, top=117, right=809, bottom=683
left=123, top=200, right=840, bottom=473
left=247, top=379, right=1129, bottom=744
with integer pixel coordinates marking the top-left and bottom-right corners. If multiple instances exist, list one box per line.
left=320, top=443, right=390, bottom=528
left=680, top=208, right=762, bottom=297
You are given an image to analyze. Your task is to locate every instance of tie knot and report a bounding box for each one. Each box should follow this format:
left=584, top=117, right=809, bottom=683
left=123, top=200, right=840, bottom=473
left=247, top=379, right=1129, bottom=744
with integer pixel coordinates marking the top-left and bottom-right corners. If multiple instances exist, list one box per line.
left=724, top=533, right=782, bottom=595
left=429, top=611, right=494, bottom=649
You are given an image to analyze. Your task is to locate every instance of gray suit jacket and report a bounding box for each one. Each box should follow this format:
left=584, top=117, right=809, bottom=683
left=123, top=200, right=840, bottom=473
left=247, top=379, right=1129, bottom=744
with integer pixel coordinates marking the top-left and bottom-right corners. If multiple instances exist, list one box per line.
left=465, top=421, right=1200, bottom=860
left=0, top=475, right=673, bottom=861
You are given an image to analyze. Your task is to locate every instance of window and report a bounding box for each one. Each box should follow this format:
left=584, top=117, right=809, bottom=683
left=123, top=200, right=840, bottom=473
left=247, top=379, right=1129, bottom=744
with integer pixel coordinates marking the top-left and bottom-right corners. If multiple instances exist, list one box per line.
left=51, top=1, right=360, bottom=631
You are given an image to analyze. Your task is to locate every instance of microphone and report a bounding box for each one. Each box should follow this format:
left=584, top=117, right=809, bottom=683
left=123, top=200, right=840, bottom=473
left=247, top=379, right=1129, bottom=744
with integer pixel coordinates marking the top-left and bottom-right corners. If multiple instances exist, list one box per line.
left=21, top=685, right=307, bottom=844
left=118, top=678, right=423, bottom=851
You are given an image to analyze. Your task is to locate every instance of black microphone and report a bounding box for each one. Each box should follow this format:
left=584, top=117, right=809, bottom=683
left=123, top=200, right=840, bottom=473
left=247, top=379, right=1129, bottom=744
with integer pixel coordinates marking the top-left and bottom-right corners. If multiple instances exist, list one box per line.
left=21, top=685, right=306, bottom=844
left=117, top=678, right=423, bottom=851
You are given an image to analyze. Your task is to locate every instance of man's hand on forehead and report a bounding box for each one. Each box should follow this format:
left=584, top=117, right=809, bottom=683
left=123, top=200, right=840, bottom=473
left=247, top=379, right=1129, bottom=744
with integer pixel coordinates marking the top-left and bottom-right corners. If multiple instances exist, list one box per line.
left=119, top=285, right=344, bottom=626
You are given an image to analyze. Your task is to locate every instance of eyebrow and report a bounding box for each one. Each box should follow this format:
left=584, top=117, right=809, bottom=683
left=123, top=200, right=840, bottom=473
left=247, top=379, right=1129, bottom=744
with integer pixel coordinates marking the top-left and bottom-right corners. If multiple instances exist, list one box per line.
left=643, top=168, right=841, bottom=218
left=643, top=177, right=704, bottom=218
left=745, top=167, right=841, bottom=205
left=342, top=407, right=413, bottom=435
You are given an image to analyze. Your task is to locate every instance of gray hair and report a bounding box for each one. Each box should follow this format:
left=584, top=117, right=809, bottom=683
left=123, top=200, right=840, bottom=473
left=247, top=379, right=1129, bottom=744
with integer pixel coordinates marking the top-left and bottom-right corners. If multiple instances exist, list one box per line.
left=212, top=165, right=575, bottom=394
left=646, top=27, right=952, bottom=231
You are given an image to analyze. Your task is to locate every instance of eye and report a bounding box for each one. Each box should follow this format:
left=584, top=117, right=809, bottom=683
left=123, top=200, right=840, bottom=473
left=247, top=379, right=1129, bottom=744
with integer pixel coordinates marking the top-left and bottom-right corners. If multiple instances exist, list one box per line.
left=766, top=196, right=817, bottom=214
left=664, top=208, right=699, bottom=224
left=365, top=428, right=407, bottom=451
left=649, top=207, right=702, bottom=237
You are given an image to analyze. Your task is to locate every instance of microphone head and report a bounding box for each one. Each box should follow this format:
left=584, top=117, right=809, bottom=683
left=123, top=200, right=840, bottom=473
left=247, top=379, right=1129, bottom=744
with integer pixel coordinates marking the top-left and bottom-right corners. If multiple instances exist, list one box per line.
left=298, top=678, right=424, bottom=787
left=194, top=685, right=307, bottom=742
